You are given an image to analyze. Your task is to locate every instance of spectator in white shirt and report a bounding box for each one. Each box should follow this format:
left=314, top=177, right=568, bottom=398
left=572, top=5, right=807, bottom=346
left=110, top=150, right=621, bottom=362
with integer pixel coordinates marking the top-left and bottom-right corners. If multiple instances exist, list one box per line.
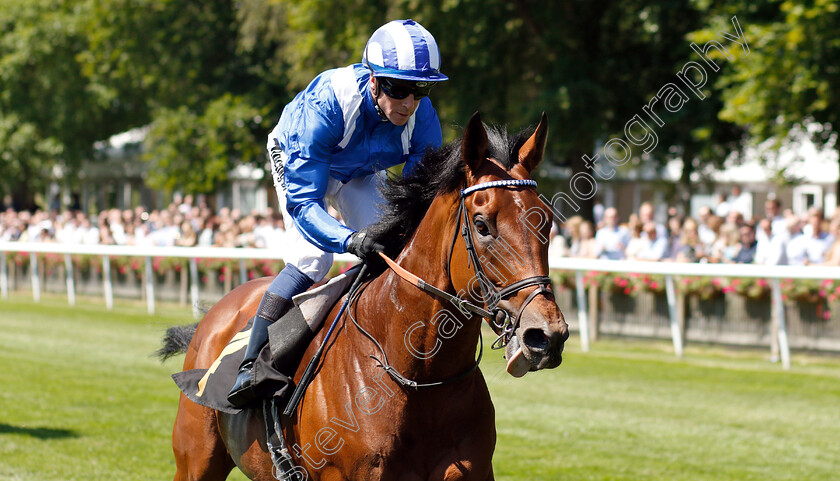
left=714, top=192, right=731, bottom=218
left=636, top=222, right=669, bottom=261
left=728, top=185, right=752, bottom=220
left=80, top=217, right=100, bottom=245
left=547, top=222, right=569, bottom=260
left=595, top=207, right=629, bottom=260
left=639, top=202, right=668, bottom=240
left=624, top=215, right=646, bottom=260
left=754, top=218, right=789, bottom=265
left=785, top=217, right=807, bottom=265
left=758, top=198, right=787, bottom=243
left=697, top=207, right=714, bottom=246
left=792, top=208, right=834, bottom=265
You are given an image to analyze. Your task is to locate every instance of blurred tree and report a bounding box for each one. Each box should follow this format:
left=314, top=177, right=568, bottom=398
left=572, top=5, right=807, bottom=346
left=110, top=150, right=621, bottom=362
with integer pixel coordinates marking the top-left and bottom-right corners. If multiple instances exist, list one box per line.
left=0, top=0, right=100, bottom=209
left=696, top=0, right=840, bottom=206
left=388, top=0, right=746, bottom=220
left=80, top=0, right=271, bottom=194
left=6, top=0, right=828, bottom=215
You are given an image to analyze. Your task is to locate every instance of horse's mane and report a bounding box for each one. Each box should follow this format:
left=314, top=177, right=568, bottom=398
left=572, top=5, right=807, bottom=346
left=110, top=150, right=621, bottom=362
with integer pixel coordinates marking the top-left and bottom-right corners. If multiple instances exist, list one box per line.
left=368, top=123, right=532, bottom=260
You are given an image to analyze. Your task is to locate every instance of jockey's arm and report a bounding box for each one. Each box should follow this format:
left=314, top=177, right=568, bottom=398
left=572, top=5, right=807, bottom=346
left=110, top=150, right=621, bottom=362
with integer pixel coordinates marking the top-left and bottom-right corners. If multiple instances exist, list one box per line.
left=284, top=156, right=354, bottom=254
left=282, top=96, right=354, bottom=254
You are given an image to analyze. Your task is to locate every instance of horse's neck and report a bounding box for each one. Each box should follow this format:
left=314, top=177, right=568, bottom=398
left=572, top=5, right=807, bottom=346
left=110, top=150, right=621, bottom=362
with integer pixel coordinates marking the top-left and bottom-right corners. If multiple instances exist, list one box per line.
left=365, top=194, right=481, bottom=381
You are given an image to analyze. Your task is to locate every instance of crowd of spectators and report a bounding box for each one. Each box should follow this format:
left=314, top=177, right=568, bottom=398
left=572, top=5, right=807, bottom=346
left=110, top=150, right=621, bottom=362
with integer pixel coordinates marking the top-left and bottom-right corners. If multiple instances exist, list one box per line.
left=3, top=190, right=840, bottom=267
left=549, top=193, right=840, bottom=266
left=0, top=194, right=292, bottom=249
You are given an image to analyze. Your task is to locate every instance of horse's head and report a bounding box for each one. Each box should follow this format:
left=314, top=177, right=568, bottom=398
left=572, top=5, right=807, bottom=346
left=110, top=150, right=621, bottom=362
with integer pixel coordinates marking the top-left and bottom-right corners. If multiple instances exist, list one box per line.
left=450, top=112, right=569, bottom=375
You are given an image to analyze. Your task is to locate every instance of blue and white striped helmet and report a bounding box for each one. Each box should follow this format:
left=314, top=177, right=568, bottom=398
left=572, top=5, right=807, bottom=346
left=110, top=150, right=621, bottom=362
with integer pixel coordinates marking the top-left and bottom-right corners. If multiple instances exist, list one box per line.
left=363, top=19, right=448, bottom=82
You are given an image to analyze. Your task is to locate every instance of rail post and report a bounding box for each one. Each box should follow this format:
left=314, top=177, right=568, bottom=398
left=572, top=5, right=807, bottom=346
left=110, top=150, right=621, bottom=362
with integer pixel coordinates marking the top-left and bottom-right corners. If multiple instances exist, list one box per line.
left=64, top=254, right=75, bottom=306
left=239, top=258, right=247, bottom=286
left=575, top=270, right=590, bottom=353
left=190, top=258, right=200, bottom=319
left=771, top=279, right=791, bottom=370
left=145, top=256, right=155, bottom=315
left=30, top=253, right=40, bottom=302
left=665, top=274, right=684, bottom=358
left=103, top=255, right=113, bottom=310
left=1, top=251, right=7, bottom=299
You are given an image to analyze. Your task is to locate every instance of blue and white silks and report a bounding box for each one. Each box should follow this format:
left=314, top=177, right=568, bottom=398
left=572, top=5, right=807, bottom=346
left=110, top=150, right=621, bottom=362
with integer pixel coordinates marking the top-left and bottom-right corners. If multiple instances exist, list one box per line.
left=267, top=63, right=442, bottom=277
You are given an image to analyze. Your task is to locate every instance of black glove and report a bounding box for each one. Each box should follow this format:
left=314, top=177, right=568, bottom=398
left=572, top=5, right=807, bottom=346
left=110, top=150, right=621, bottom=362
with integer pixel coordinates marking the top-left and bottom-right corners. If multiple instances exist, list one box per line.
left=346, top=229, right=385, bottom=265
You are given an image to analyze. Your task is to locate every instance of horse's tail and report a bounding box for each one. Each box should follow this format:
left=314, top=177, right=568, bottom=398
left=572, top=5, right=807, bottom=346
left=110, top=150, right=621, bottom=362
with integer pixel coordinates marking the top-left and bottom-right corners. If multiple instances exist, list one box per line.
left=156, top=323, right=198, bottom=362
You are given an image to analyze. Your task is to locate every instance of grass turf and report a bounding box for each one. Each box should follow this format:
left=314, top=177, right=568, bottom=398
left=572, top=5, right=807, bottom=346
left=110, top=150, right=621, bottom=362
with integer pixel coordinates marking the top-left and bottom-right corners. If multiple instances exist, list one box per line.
left=1, top=293, right=838, bottom=480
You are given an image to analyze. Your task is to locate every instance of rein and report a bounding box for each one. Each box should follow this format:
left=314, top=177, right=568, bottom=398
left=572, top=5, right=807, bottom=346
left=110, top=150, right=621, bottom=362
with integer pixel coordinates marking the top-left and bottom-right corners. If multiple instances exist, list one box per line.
left=356, top=178, right=554, bottom=390
left=347, top=279, right=484, bottom=389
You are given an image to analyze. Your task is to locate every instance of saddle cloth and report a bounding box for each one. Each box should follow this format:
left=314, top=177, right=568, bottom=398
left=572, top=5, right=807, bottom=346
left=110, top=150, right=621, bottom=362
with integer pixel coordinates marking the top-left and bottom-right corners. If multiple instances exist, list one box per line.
left=171, top=266, right=361, bottom=414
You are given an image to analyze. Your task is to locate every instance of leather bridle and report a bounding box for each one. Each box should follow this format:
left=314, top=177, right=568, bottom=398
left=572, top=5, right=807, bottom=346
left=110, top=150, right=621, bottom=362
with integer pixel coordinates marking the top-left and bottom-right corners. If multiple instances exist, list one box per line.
left=451, top=179, right=554, bottom=349
left=352, top=177, right=555, bottom=390
left=382, top=178, right=555, bottom=352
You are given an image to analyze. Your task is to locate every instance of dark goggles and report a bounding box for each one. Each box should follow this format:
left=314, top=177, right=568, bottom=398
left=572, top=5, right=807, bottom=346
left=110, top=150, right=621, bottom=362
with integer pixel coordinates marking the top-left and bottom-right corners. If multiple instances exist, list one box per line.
left=378, top=77, right=434, bottom=100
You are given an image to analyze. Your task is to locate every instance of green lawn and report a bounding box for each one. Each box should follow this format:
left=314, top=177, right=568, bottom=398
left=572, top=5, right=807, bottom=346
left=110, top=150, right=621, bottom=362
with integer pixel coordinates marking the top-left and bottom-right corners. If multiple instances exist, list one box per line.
left=1, top=293, right=838, bottom=480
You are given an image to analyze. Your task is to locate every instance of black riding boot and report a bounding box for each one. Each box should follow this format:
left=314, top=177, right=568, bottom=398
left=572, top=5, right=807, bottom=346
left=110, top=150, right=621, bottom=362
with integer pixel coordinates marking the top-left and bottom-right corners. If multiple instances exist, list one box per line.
left=228, top=292, right=293, bottom=408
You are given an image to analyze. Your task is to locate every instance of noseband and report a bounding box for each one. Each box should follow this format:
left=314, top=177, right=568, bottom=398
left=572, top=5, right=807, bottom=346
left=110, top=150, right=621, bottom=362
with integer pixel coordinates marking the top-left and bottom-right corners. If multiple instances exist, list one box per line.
left=452, top=179, right=554, bottom=349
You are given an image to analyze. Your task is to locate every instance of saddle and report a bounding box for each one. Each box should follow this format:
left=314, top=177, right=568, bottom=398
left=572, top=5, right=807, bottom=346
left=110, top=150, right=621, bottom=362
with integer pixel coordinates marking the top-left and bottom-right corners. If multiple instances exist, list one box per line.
left=172, top=267, right=362, bottom=415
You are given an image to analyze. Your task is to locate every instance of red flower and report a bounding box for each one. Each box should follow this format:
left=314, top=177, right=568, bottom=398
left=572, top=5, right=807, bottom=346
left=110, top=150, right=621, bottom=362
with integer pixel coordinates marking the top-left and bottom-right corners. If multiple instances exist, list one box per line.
left=649, top=282, right=659, bottom=290
left=623, top=287, right=631, bottom=295
left=756, top=279, right=768, bottom=288
left=712, top=278, right=722, bottom=286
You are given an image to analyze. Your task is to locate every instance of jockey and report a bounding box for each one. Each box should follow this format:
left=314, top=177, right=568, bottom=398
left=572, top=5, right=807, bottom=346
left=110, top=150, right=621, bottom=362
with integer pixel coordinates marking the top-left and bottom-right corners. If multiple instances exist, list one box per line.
left=228, top=19, right=448, bottom=407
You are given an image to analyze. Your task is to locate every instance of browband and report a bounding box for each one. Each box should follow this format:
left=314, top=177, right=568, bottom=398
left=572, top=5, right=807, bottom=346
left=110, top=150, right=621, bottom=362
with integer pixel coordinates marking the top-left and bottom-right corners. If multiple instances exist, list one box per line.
left=460, top=179, right=537, bottom=197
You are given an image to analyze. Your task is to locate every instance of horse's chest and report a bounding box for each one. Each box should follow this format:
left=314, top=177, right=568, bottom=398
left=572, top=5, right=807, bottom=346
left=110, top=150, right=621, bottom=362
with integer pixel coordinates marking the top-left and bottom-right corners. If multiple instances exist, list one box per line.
left=296, top=395, right=495, bottom=480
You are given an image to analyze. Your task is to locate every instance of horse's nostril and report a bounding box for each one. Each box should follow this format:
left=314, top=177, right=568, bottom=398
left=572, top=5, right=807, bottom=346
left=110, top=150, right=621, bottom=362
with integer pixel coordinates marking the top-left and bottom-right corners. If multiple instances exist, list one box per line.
left=522, top=328, right=550, bottom=351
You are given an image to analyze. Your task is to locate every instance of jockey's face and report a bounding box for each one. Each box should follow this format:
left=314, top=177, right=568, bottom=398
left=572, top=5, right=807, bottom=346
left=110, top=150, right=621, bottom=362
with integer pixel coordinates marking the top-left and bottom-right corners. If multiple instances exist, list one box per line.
left=370, top=77, right=421, bottom=126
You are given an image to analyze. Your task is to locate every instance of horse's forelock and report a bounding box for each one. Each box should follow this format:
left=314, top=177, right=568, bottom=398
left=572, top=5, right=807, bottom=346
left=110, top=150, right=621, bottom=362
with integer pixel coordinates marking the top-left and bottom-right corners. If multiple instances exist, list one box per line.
left=368, top=122, right=533, bottom=259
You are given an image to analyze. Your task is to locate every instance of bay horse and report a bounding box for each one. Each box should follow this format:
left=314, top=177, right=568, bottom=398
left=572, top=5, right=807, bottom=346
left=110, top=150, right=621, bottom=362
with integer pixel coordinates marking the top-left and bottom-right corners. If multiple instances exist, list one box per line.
left=166, top=113, right=568, bottom=480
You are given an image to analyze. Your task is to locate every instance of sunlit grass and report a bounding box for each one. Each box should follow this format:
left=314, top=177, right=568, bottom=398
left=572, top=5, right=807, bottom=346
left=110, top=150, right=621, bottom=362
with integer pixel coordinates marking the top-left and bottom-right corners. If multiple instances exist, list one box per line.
left=1, top=293, right=838, bottom=480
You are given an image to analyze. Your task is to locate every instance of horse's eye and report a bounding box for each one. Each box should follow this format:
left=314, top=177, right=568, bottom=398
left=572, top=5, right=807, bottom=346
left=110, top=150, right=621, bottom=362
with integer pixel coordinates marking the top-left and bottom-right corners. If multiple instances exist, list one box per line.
left=474, top=219, right=490, bottom=236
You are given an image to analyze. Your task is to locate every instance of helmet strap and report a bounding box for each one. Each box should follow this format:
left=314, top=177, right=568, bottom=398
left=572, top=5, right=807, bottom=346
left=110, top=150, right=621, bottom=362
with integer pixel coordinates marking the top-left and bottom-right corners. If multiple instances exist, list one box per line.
left=370, top=77, right=390, bottom=123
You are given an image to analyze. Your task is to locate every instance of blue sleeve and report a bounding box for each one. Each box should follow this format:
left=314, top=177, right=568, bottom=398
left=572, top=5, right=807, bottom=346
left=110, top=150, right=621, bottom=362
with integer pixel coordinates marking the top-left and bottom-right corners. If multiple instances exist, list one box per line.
left=282, top=88, right=355, bottom=253
left=403, top=98, right=442, bottom=177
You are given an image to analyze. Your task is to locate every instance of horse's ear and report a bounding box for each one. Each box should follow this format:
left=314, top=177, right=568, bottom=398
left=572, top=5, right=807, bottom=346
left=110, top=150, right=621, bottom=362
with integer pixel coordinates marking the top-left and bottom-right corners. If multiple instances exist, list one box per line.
left=518, top=112, right=549, bottom=173
left=462, top=111, right=488, bottom=173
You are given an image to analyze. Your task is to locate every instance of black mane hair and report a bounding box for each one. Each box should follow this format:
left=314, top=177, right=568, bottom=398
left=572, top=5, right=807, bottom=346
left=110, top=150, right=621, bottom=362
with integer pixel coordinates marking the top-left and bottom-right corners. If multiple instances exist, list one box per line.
left=368, top=122, right=533, bottom=260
